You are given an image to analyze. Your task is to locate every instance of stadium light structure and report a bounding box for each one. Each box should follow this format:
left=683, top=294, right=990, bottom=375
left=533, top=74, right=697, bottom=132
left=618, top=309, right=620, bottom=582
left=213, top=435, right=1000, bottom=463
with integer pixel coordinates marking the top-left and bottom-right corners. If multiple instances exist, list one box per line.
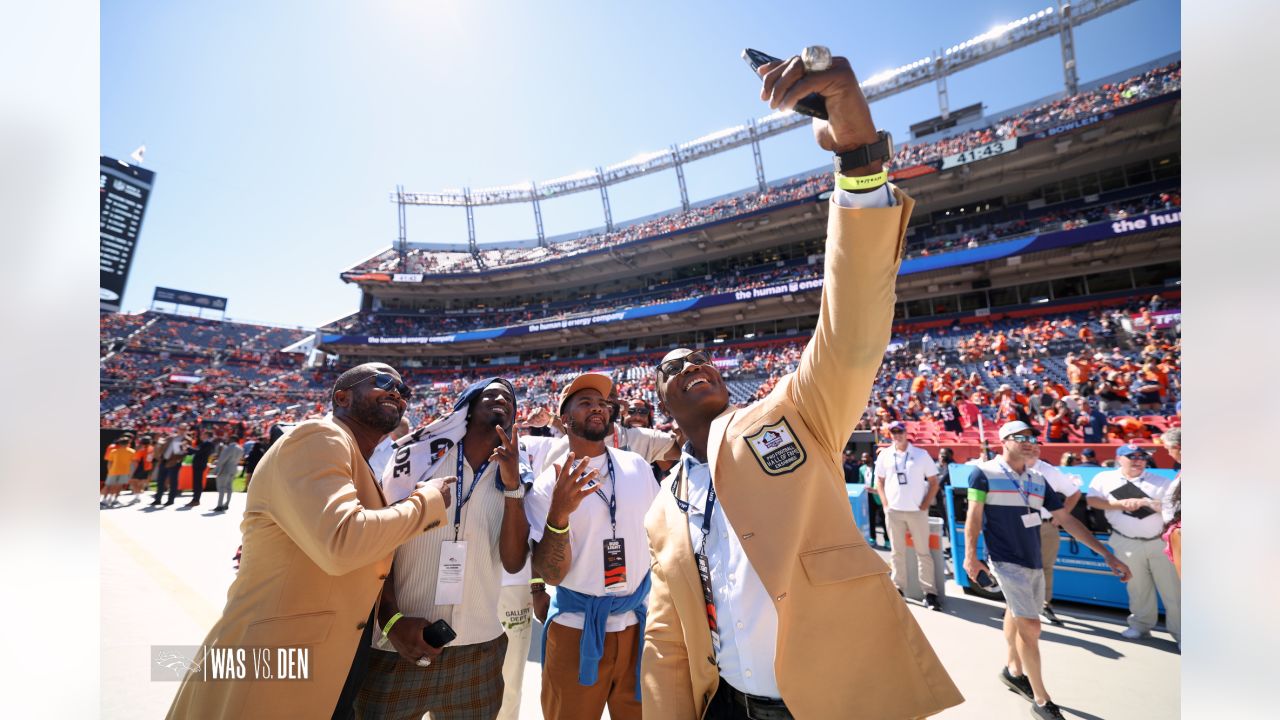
left=391, top=0, right=1138, bottom=234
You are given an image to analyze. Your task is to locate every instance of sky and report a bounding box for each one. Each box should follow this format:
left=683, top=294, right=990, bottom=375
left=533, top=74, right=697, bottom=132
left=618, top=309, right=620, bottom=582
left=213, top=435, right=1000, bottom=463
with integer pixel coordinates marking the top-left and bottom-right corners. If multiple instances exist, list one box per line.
left=101, top=0, right=1180, bottom=329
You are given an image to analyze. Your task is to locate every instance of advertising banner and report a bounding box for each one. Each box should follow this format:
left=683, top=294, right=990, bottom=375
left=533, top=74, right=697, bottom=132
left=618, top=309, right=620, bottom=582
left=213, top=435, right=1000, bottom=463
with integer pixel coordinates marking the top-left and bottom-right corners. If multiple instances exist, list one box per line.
left=153, top=287, right=228, bottom=311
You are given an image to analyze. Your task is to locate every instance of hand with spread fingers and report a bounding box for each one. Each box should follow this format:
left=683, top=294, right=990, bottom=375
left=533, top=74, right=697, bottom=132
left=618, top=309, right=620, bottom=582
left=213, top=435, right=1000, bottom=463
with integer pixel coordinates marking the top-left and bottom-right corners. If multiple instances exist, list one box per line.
left=490, top=425, right=522, bottom=491
left=756, top=52, right=881, bottom=167
left=545, top=452, right=601, bottom=529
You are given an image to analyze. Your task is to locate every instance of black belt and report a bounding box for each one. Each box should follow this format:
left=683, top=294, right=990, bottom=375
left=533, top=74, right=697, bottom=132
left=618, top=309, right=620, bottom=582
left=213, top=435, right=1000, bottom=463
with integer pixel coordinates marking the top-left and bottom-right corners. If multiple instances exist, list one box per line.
left=721, top=682, right=793, bottom=720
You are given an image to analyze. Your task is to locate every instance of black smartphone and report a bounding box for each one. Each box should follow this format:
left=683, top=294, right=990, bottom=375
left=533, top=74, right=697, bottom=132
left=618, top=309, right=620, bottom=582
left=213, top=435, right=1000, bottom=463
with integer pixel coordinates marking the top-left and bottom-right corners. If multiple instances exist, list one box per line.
left=422, top=618, right=457, bottom=648
left=741, top=48, right=829, bottom=120
left=975, top=570, right=1000, bottom=591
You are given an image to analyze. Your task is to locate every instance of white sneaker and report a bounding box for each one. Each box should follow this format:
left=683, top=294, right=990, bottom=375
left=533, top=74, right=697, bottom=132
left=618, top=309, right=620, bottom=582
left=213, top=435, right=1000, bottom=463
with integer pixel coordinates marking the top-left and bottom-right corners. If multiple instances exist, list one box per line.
left=1120, top=626, right=1150, bottom=640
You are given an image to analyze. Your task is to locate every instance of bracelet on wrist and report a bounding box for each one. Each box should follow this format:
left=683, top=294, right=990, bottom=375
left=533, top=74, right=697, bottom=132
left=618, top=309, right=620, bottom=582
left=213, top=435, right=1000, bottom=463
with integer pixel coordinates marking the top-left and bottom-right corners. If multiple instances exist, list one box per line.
left=378, top=612, right=404, bottom=649
left=545, top=520, right=570, bottom=534
left=834, top=169, right=888, bottom=193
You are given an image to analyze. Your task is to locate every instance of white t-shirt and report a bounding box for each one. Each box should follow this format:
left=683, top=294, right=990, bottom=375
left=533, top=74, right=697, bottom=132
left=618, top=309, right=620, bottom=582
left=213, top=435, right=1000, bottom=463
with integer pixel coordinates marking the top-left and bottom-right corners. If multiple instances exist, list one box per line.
left=1086, top=469, right=1176, bottom=539
left=524, top=447, right=658, bottom=632
left=1033, top=460, right=1082, bottom=520
left=873, top=444, right=939, bottom=511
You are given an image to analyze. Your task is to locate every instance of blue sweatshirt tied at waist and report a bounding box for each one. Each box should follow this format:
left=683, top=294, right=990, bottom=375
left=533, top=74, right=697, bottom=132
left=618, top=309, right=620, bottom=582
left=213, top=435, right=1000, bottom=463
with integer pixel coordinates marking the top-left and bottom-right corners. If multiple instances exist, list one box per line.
left=540, top=572, right=651, bottom=700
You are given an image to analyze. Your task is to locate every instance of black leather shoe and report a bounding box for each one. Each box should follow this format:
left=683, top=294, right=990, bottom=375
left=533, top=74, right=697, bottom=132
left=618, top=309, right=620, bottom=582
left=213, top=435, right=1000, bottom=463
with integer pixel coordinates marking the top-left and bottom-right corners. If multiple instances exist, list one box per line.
left=924, top=593, right=942, bottom=611
left=163, top=500, right=175, bottom=506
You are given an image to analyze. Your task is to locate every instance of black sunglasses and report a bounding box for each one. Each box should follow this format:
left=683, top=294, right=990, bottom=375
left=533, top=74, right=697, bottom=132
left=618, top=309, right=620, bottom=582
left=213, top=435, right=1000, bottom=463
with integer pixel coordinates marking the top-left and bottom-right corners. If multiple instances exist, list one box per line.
left=626, top=406, right=651, bottom=416
left=343, top=372, right=413, bottom=400
left=658, top=351, right=711, bottom=381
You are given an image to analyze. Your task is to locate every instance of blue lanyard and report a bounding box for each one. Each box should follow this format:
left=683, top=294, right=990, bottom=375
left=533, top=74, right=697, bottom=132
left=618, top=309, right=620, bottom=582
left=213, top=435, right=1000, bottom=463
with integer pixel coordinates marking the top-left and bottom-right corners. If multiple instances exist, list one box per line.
left=592, top=453, right=619, bottom=539
left=454, top=442, right=490, bottom=541
left=671, top=457, right=717, bottom=555
left=998, top=461, right=1034, bottom=509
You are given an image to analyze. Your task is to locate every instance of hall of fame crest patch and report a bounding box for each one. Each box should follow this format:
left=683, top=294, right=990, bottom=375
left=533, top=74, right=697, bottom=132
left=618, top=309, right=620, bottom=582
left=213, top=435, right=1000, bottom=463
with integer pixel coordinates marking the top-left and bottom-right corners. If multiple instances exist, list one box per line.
left=743, top=418, right=806, bottom=475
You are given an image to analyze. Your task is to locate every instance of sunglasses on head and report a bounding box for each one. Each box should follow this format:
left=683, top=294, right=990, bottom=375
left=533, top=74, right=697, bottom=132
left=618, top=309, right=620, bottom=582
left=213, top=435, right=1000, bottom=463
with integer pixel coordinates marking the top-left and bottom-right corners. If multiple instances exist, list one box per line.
left=343, top=372, right=413, bottom=400
left=658, top=351, right=711, bottom=381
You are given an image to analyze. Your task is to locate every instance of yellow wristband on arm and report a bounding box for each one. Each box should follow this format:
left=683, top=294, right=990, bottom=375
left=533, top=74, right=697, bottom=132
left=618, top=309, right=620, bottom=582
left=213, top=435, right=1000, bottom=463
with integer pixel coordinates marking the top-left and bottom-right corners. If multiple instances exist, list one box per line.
left=545, top=520, right=569, bottom=534
left=378, top=612, right=404, bottom=649
left=834, top=170, right=888, bottom=192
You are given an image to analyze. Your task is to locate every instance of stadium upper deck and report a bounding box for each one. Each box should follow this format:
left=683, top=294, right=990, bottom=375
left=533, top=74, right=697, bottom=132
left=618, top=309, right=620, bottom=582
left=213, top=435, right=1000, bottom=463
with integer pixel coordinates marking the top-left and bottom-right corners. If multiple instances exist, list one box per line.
left=339, top=60, right=1178, bottom=286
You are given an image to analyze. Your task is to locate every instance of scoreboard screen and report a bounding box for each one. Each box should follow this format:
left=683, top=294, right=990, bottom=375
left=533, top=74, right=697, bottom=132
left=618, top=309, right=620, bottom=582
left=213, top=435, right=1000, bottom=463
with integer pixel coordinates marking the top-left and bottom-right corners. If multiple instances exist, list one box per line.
left=100, top=156, right=156, bottom=311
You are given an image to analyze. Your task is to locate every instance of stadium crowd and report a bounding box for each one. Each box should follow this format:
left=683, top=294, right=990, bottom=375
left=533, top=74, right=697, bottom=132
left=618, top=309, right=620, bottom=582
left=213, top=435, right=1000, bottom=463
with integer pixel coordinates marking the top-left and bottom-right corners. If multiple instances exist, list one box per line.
left=328, top=190, right=1179, bottom=339
left=103, top=293, right=1179, bottom=460
left=345, top=62, right=1179, bottom=277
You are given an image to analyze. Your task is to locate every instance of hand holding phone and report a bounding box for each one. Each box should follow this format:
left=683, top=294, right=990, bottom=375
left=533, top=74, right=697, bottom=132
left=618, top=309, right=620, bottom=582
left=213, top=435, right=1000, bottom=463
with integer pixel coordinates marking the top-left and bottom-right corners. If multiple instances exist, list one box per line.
left=422, top=618, right=457, bottom=648
left=742, top=49, right=828, bottom=119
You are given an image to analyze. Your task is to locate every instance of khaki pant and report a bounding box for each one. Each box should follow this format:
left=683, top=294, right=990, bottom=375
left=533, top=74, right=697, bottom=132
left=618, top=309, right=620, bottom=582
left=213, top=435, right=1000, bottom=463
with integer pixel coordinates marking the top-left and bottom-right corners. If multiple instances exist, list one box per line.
left=1109, top=533, right=1181, bottom=639
left=542, top=622, right=641, bottom=720
left=496, top=584, right=533, bottom=720
left=885, top=509, right=937, bottom=595
left=1040, top=521, right=1062, bottom=602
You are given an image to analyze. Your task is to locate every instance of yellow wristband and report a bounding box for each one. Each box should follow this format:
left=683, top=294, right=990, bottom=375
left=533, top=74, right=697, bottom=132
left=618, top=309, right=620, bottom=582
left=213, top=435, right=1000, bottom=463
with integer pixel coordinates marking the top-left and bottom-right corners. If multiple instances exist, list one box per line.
left=545, top=520, right=570, bottom=535
left=378, top=612, right=404, bottom=649
left=834, top=170, right=888, bottom=192
left=530, top=577, right=545, bottom=585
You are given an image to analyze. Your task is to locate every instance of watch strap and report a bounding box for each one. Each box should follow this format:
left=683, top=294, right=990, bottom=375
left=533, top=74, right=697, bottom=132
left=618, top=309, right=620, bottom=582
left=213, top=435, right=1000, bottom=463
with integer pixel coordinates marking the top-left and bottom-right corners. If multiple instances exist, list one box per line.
left=833, top=131, right=894, bottom=175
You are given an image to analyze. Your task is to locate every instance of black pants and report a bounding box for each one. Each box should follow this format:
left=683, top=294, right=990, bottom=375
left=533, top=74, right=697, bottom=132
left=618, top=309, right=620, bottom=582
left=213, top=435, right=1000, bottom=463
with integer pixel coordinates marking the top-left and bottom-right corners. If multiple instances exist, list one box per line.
left=705, top=682, right=792, bottom=720
left=190, top=463, right=207, bottom=502
left=332, top=609, right=375, bottom=720
left=154, top=464, right=180, bottom=503
left=867, top=499, right=887, bottom=545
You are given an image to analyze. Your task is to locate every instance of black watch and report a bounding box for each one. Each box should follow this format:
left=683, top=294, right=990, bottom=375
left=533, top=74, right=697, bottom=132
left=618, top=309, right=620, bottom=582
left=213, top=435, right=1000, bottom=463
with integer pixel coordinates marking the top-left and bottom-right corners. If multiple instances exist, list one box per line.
left=833, top=131, right=894, bottom=175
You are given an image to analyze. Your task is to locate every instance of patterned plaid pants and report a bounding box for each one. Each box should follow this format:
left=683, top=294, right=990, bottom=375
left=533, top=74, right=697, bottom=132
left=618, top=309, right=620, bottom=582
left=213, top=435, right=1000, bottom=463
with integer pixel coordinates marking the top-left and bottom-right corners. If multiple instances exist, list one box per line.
left=355, top=634, right=507, bottom=720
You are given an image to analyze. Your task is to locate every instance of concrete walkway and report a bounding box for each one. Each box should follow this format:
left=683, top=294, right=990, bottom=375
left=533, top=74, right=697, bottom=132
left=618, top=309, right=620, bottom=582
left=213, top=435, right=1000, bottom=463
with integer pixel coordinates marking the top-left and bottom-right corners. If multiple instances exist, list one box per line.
left=100, top=491, right=1179, bottom=719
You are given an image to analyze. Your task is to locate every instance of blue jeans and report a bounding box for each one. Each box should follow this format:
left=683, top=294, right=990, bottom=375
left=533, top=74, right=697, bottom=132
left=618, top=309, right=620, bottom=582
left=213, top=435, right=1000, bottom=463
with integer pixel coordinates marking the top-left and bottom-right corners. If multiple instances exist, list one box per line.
left=153, top=464, right=180, bottom=503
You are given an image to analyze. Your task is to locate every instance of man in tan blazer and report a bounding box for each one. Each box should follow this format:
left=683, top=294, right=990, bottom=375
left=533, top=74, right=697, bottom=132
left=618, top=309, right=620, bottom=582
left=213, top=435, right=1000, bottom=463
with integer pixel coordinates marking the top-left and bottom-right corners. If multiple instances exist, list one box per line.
left=642, top=51, right=963, bottom=719
left=167, top=363, right=455, bottom=719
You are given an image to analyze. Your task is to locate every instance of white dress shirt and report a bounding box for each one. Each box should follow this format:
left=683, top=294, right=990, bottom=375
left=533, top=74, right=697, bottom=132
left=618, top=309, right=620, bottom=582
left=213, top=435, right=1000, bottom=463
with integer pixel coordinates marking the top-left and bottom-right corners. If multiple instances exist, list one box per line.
left=682, top=453, right=781, bottom=698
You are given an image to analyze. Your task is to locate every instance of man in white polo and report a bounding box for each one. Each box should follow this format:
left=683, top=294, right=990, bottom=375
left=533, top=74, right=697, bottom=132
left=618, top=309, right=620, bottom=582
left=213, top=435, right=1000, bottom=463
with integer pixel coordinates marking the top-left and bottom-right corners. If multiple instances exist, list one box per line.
left=1086, top=444, right=1181, bottom=643
left=874, top=420, right=943, bottom=610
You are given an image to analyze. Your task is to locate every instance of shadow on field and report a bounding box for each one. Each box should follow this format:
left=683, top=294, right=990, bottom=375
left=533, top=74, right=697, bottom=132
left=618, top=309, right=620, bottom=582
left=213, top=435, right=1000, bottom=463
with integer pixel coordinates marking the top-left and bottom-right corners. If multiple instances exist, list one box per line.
left=937, top=594, right=1124, bottom=659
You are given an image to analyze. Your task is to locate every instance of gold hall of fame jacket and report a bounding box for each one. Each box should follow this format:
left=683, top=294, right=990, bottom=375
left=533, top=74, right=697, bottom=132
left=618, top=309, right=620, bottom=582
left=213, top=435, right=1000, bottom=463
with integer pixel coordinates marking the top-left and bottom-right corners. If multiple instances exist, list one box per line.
left=642, top=188, right=964, bottom=719
left=166, top=416, right=449, bottom=720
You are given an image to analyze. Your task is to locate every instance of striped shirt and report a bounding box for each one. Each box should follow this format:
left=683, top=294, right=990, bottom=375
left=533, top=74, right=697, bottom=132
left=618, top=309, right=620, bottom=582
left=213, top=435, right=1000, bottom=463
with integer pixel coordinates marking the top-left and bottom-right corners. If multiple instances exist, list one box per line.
left=372, top=444, right=509, bottom=649
left=968, top=459, right=1063, bottom=568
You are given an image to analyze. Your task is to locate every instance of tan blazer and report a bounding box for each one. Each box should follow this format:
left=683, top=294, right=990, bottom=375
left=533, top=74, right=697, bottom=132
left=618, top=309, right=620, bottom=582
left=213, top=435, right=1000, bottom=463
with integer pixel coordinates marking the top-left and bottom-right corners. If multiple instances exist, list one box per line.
left=166, top=416, right=448, bottom=719
left=642, top=188, right=963, bottom=720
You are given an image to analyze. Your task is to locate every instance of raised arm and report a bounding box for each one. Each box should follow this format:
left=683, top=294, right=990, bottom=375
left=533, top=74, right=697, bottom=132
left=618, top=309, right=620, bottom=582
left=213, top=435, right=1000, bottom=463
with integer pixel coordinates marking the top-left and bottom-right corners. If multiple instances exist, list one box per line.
left=268, top=424, right=450, bottom=576
left=763, top=56, right=913, bottom=455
